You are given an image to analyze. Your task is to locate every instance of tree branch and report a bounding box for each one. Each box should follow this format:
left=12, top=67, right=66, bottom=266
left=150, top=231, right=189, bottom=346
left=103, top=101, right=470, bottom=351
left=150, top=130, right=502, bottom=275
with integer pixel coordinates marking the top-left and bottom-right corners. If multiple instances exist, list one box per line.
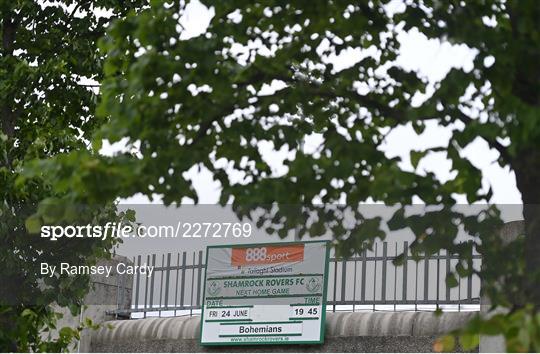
left=453, top=111, right=512, bottom=163
left=2, top=12, right=18, bottom=140
left=2, top=13, right=17, bottom=55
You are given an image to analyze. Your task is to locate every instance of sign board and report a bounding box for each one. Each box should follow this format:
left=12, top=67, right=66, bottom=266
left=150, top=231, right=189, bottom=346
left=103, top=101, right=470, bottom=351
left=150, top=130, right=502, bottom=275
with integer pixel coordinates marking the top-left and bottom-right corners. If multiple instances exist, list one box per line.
left=200, top=241, right=330, bottom=346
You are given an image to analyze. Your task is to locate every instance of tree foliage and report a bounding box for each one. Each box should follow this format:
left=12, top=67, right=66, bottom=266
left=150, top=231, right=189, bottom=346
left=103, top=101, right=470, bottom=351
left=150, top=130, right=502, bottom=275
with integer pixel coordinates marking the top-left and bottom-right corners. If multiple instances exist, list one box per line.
left=1, top=1, right=142, bottom=351
left=5, top=0, right=540, bottom=351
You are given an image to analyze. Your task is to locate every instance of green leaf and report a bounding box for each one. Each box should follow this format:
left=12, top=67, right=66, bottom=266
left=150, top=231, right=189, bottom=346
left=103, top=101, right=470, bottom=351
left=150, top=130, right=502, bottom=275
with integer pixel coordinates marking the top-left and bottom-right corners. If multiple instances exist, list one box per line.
left=460, top=333, right=479, bottom=351
left=25, top=215, right=42, bottom=234
left=21, top=309, right=37, bottom=318
left=39, top=199, right=65, bottom=224
left=445, top=273, right=459, bottom=288
left=388, top=209, right=406, bottom=231
left=410, top=150, right=428, bottom=169
left=125, top=209, right=136, bottom=222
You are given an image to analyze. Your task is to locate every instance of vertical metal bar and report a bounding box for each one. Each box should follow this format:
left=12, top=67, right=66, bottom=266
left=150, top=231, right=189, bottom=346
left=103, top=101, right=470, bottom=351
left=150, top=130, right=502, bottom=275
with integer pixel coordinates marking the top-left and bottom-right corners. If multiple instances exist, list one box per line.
left=115, top=266, right=120, bottom=316
left=174, top=253, right=180, bottom=316
left=436, top=250, right=440, bottom=310
left=144, top=254, right=150, bottom=318
left=445, top=250, right=451, bottom=302
left=352, top=255, right=358, bottom=312
left=164, top=253, right=171, bottom=310
left=340, top=257, right=347, bottom=303
left=149, top=254, right=156, bottom=311
left=180, top=252, right=187, bottom=310
left=122, top=265, right=127, bottom=311
left=332, top=257, right=338, bottom=312
left=423, top=252, right=429, bottom=302
left=458, top=275, right=462, bottom=312
left=415, top=259, right=418, bottom=311
left=393, top=242, right=397, bottom=311
left=381, top=242, right=387, bottom=303
left=134, top=255, right=141, bottom=310
left=190, top=252, right=195, bottom=316
left=361, top=249, right=367, bottom=304
left=373, top=243, right=378, bottom=311
left=115, top=259, right=123, bottom=317
left=159, top=254, right=164, bottom=316
left=403, top=241, right=408, bottom=303
left=467, top=260, right=473, bottom=301
left=196, top=250, right=203, bottom=308
left=121, top=264, right=126, bottom=311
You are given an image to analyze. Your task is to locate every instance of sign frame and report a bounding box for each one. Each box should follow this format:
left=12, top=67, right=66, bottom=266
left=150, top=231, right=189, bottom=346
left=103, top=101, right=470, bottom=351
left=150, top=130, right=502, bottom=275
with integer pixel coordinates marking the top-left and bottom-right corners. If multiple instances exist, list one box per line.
left=199, top=240, right=330, bottom=346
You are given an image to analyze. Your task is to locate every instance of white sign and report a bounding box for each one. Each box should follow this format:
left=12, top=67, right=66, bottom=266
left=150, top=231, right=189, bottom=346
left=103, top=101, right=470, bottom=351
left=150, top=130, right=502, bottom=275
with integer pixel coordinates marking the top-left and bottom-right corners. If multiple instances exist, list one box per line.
left=200, top=241, right=329, bottom=345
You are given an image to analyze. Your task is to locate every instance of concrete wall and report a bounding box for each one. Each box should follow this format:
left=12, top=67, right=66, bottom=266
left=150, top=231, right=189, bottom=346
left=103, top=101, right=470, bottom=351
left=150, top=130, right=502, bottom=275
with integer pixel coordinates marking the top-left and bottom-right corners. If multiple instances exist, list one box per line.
left=89, top=312, right=476, bottom=352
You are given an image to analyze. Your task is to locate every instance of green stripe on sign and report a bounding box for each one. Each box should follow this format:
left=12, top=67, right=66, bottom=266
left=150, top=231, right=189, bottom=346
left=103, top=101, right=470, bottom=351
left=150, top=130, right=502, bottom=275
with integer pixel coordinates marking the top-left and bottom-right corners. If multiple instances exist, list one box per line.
left=219, top=333, right=302, bottom=338
left=289, top=317, right=319, bottom=321
left=290, top=303, right=321, bottom=306
left=205, top=319, right=253, bottom=323
left=220, top=321, right=302, bottom=326
left=205, top=305, right=254, bottom=309
left=207, top=274, right=323, bottom=281
left=207, top=293, right=322, bottom=300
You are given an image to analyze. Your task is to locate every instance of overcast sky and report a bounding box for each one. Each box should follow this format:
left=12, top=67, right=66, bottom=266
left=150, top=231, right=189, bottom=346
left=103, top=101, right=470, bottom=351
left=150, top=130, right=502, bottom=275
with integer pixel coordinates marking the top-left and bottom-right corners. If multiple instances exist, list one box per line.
left=101, top=0, right=522, bottom=207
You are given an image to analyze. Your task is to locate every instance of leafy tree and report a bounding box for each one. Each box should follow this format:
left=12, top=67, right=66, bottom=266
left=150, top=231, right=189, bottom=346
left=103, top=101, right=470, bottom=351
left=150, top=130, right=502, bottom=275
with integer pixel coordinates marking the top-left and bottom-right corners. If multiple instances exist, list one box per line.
left=10, top=0, right=540, bottom=351
left=0, top=1, right=142, bottom=351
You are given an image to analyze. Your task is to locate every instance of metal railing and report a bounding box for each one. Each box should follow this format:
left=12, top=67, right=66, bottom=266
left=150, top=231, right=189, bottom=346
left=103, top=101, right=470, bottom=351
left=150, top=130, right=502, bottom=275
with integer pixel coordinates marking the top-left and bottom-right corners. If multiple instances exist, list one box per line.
left=112, top=241, right=482, bottom=318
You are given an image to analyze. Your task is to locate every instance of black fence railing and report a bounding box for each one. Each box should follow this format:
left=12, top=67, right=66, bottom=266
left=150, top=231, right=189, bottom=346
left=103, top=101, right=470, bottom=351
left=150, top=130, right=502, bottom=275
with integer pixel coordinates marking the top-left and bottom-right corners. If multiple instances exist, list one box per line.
left=111, top=241, right=482, bottom=318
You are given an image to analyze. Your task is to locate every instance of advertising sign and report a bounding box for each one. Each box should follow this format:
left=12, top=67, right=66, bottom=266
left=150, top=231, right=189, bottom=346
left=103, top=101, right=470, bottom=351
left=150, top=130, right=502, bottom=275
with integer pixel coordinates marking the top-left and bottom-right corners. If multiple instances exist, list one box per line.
left=200, top=241, right=330, bottom=345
